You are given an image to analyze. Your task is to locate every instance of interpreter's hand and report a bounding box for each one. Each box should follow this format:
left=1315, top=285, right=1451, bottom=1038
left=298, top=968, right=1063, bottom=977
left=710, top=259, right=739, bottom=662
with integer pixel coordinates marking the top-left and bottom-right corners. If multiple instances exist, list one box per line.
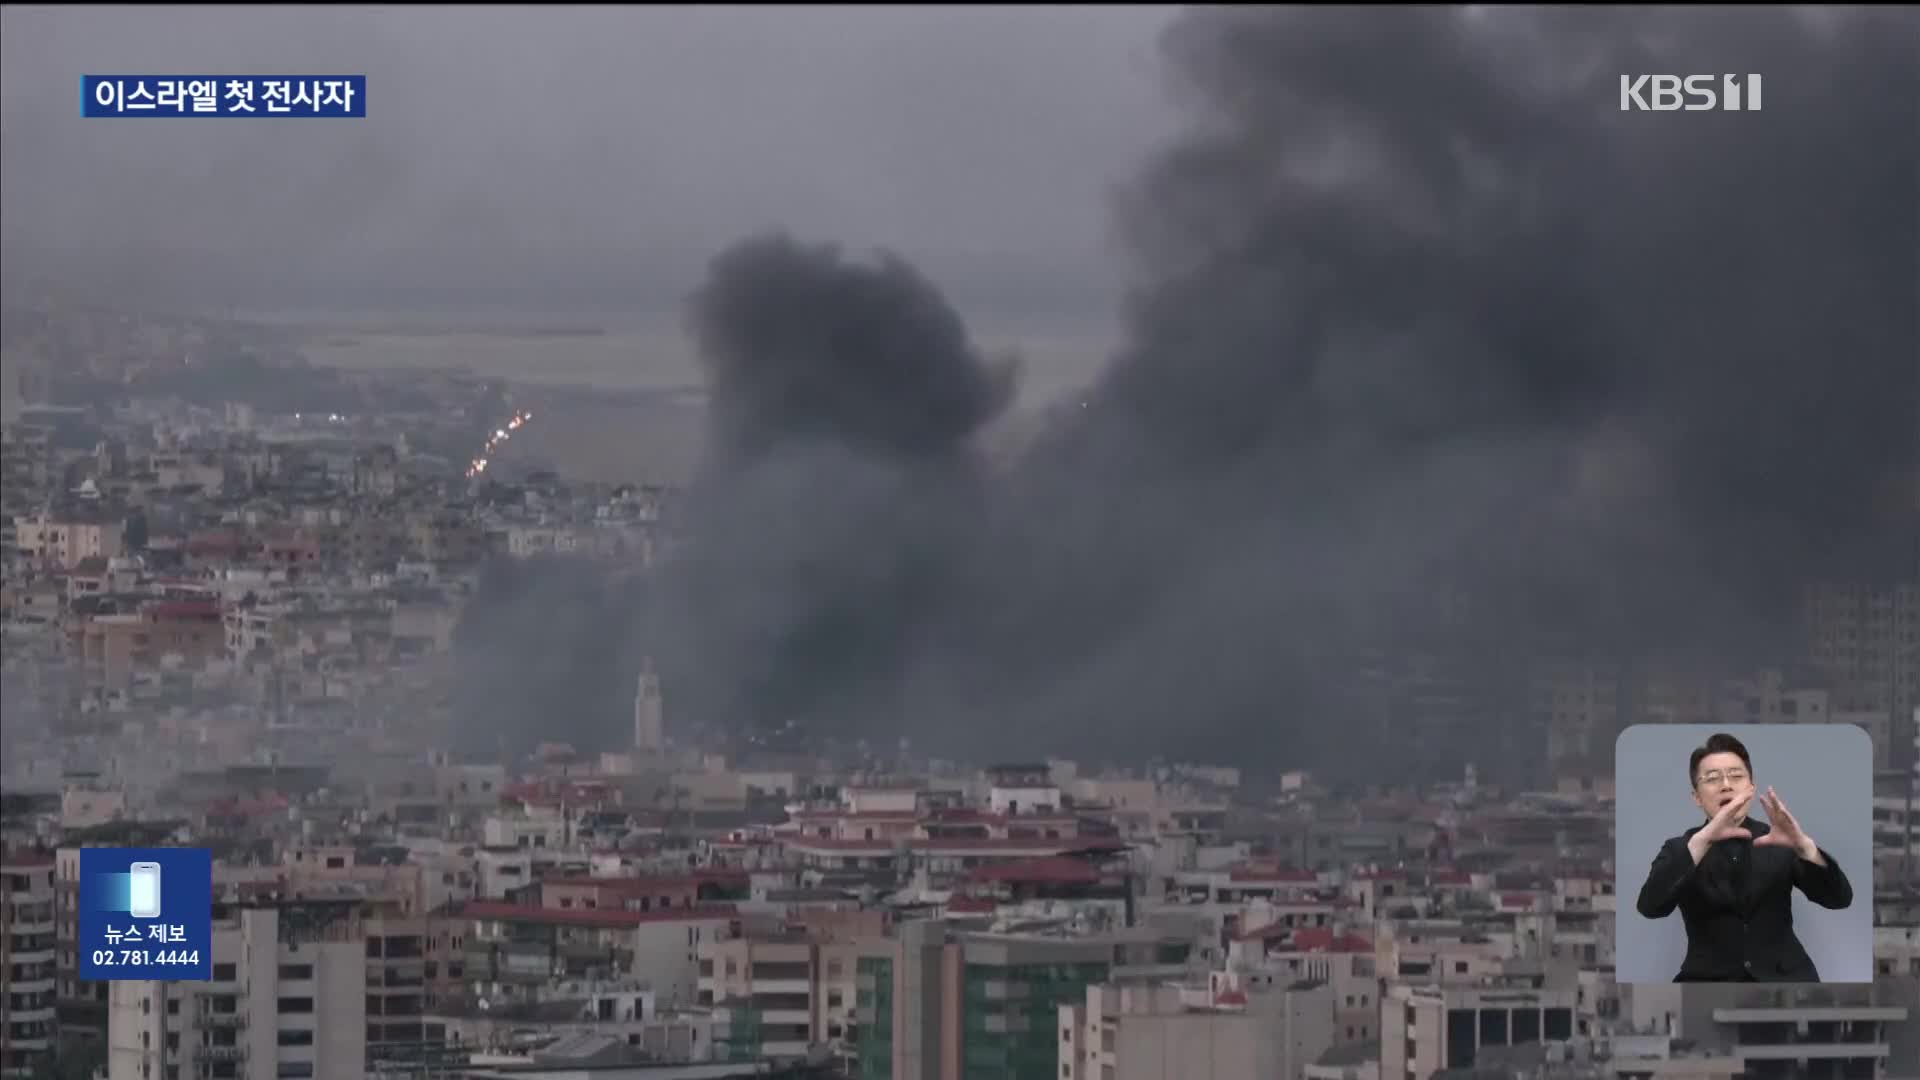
left=1754, top=786, right=1823, bottom=863
left=1686, top=789, right=1753, bottom=863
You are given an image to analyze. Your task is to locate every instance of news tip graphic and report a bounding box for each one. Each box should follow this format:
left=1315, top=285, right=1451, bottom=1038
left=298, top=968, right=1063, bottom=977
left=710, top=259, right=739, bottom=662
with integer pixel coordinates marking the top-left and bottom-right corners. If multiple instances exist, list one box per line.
left=79, top=848, right=213, bottom=981
left=82, top=75, right=367, bottom=118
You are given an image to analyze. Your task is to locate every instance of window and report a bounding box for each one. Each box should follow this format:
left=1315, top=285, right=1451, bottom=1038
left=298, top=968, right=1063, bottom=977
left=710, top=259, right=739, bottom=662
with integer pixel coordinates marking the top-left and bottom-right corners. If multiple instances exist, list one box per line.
left=277, top=997, right=314, bottom=1014
left=277, top=1029, right=314, bottom=1047
left=277, top=964, right=313, bottom=981
left=213, top=963, right=237, bottom=982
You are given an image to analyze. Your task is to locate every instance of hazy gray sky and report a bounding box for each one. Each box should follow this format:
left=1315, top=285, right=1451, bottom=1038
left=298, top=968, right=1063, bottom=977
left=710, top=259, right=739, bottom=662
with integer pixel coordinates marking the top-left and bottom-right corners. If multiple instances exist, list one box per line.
left=0, top=5, right=1181, bottom=322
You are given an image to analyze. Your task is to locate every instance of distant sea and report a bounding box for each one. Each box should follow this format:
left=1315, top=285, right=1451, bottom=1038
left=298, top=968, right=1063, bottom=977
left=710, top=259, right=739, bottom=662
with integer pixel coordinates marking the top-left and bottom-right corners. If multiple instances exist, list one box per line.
left=236, top=308, right=1113, bottom=406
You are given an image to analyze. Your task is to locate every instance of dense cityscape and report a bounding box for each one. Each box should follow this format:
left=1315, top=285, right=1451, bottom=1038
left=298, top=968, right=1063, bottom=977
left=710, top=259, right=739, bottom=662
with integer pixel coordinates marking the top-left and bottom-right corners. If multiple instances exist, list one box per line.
left=4, top=5, right=1920, bottom=1080
left=2, top=291, right=1917, bottom=1080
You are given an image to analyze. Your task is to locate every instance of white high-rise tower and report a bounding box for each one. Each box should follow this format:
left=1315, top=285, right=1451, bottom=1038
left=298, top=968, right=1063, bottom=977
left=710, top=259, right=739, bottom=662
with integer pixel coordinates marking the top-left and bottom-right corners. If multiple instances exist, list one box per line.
left=634, top=659, right=664, bottom=752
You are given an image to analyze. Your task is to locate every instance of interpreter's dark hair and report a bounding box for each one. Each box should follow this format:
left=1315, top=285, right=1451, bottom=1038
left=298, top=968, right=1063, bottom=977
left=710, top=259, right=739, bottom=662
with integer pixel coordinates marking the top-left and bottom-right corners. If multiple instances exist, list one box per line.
left=1689, top=733, right=1753, bottom=787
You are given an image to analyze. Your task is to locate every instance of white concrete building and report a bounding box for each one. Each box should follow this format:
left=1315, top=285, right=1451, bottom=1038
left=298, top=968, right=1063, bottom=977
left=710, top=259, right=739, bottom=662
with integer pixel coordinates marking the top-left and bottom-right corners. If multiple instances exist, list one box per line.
left=1062, top=978, right=1336, bottom=1080
left=1381, top=982, right=1582, bottom=1078
left=1, top=854, right=57, bottom=1079
left=107, top=904, right=366, bottom=1080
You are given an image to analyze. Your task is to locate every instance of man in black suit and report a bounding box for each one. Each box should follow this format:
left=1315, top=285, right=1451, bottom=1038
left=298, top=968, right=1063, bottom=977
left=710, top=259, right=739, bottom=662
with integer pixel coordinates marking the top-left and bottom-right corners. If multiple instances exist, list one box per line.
left=1634, top=732, right=1854, bottom=982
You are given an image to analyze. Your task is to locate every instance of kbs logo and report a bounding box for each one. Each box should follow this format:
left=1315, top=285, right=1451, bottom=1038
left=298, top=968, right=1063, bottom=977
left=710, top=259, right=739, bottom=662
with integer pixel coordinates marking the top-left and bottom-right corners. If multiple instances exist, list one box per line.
left=1619, top=74, right=1762, bottom=111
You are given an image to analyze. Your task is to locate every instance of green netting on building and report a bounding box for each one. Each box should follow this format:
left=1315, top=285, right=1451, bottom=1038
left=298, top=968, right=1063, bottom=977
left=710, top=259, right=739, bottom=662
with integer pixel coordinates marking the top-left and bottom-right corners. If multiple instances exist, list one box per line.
left=717, top=1003, right=763, bottom=1062
left=855, top=956, right=895, bottom=1080
left=960, top=961, right=1110, bottom=1080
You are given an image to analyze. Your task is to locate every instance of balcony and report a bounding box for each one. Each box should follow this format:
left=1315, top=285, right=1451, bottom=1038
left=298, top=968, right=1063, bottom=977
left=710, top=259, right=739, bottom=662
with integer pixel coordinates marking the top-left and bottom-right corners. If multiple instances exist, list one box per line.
left=9, top=917, right=56, bottom=936
left=200, top=1010, right=248, bottom=1030
left=1734, top=1043, right=1890, bottom=1061
left=199, top=1044, right=247, bottom=1063
left=1715, top=1007, right=1908, bottom=1023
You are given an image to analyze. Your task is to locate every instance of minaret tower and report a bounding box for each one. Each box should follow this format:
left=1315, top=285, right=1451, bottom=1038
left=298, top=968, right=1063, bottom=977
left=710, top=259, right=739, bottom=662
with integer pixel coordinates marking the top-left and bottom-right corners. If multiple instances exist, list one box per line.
left=634, top=658, right=664, bottom=752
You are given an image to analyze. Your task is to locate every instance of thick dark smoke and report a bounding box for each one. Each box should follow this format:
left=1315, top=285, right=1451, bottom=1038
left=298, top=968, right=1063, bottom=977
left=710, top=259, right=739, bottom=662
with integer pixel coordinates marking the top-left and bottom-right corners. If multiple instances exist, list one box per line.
left=649, top=236, right=1012, bottom=749
left=469, top=7, right=1919, bottom=778
left=450, top=557, right=649, bottom=760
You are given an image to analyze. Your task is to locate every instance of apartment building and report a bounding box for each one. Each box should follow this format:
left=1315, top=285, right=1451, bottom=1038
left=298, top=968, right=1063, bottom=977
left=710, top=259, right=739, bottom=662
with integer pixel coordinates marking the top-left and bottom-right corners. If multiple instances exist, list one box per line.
left=700, top=937, right=817, bottom=1062
left=1380, top=981, right=1582, bottom=1077
left=1219, top=927, right=1377, bottom=1045
left=693, top=910, right=890, bottom=1067
left=1534, top=659, right=1625, bottom=772
left=54, top=847, right=108, bottom=1044
left=1629, top=982, right=1914, bottom=1080
left=364, top=914, right=454, bottom=1064
left=1, top=853, right=58, bottom=1079
left=1806, top=581, right=1920, bottom=771
left=458, top=902, right=737, bottom=1009
left=106, top=902, right=367, bottom=1080
left=12, top=513, right=126, bottom=569
left=854, top=921, right=1199, bottom=1080
left=1061, top=979, right=1335, bottom=1080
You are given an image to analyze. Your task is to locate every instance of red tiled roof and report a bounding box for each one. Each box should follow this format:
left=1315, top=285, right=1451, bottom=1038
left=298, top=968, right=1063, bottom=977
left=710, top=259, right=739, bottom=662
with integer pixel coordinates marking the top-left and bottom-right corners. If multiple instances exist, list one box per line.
left=461, top=901, right=737, bottom=929
left=1352, top=869, right=1406, bottom=881
left=968, top=857, right=1103, bottom=886
left=1289, top=927, right=1372, bottom=953
left=1213, top=989, right=1248, bottom=1006
left=945, top=896, right=997, bottom=914
left=1429, top=869, right=1474, bottom=886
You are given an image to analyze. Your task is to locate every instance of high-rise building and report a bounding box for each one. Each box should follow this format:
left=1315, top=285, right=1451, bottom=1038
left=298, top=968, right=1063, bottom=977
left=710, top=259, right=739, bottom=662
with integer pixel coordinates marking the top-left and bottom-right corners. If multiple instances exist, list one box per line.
left=1534, top=659, right=1625, bottom=772
left=1804, top=582, right=1920, bottom=771
left=1380, top=981, right=1581, bottom=1077
left=853, top=922, right=1197, bottom=1080
left=53, top=847, right=108, bottom=1058
left=1, top=853, right=58, bottom=1080
left=106, top=902, right=367, bottom=1080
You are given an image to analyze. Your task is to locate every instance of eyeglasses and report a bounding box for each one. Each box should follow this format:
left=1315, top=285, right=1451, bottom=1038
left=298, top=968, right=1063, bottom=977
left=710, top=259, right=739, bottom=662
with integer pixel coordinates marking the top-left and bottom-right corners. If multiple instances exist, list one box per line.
left=1696, top=769, right=1749, bottom=789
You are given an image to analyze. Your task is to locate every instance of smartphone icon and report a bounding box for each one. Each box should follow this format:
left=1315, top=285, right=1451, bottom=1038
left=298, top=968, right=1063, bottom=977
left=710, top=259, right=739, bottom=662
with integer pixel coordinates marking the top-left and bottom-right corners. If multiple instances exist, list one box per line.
left=128, top=862, right=162, bottom=919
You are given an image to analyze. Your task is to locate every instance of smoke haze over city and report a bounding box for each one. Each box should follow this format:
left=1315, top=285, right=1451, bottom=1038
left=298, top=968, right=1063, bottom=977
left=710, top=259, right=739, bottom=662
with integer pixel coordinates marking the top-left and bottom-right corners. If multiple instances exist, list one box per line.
left=4, top=6, right=1915, bottom=777
left=645, top=6, right=1919, bottom=778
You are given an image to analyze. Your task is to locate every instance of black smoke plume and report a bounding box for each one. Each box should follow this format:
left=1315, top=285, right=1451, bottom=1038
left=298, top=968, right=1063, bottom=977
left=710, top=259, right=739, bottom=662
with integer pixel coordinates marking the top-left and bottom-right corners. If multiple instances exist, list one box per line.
left=450, top=556, right=648, bottom=760
left=467, top=7, right=1919, bottom=779
left=649, top=235, right=1013, bottom=752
